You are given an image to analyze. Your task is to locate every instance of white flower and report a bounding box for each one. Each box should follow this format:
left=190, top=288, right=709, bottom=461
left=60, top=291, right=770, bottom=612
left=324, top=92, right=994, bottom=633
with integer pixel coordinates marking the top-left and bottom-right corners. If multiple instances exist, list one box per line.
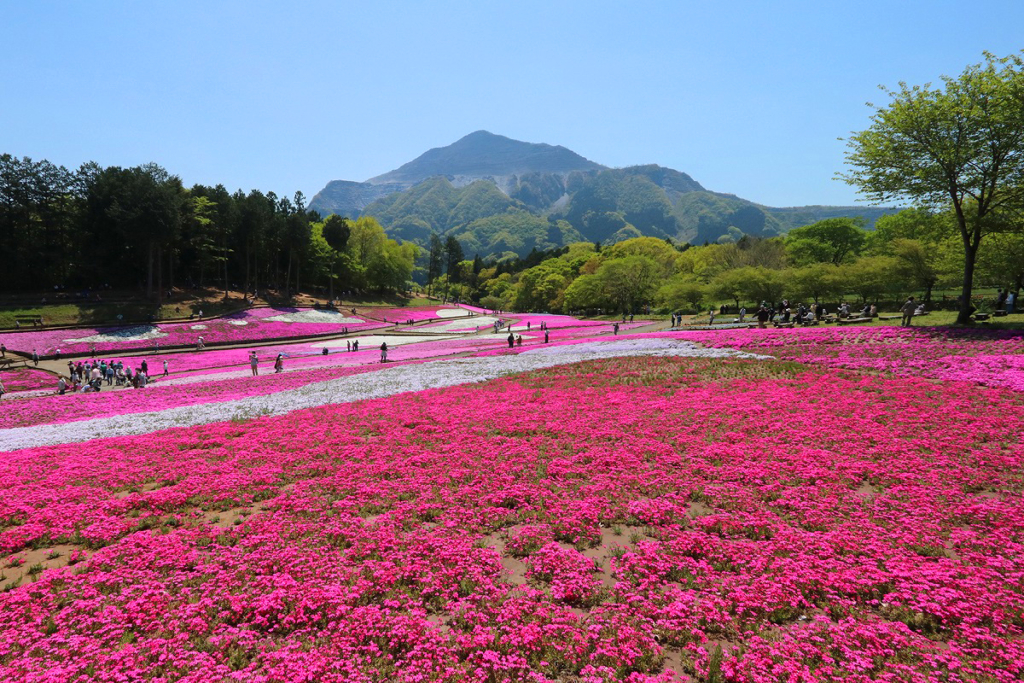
left=65, top=326, right=168, bottom=344
left=264, top=311, right=364, bottom=324
left=0, top=338, right=765, bottom=452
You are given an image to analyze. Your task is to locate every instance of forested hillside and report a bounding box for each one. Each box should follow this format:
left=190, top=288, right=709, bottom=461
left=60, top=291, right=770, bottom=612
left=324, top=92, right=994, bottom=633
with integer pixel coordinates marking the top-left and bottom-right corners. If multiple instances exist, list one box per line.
left=0, top=154, right=416, bottom=296
left=310, top=132, right=896, bottom=260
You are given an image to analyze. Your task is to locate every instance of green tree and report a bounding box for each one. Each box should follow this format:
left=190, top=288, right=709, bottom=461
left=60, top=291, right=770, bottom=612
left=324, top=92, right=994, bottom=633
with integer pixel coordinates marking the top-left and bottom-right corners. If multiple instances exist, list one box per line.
left=426, top=233, right=444, bottom=298
left=594, top=256, right=660, bottom=314
left=321, top=214, right=350, bottom=300
left=842, top=52, right=1024, bottom=323
left=708, top=268, right=746, bottom=309
left=730, top=266, right=788, bottom=306
left=443, top=235, right=464, bottom=299
left=890, top=238, right=940, bottom=302
left=785, top=218, right=867, bottom=266
left=656, top=276, right=707, bottom=313
left=975, top=231, right=1024, bottom=300
left=788, top=263, right=840, bottom=303
left=838, top=256, right=905, bottom=304
left=563, top=273, right=610, bottom=312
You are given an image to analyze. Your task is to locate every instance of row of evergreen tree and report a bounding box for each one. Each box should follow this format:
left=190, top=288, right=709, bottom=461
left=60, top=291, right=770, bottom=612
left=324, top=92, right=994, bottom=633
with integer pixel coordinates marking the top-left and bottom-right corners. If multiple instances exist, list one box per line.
left=0, top=153, right=415, bottom=298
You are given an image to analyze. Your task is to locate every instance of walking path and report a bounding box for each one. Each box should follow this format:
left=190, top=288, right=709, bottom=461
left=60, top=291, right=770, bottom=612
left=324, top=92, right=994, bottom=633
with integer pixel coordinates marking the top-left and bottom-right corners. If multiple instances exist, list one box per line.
left=0, top=338, right=766, bottom=452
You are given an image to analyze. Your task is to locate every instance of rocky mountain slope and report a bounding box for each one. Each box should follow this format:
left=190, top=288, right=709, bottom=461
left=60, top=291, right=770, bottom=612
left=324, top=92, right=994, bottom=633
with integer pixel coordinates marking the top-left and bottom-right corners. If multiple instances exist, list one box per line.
left=308, top=131, right=894, bottom=259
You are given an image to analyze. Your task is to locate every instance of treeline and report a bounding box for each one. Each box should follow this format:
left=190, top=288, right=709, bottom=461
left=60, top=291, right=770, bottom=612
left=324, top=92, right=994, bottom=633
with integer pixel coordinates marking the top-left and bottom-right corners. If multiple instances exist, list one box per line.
left=0, top=154, right=416, bottom=297
left=442, top=212, right=1024, bottom=314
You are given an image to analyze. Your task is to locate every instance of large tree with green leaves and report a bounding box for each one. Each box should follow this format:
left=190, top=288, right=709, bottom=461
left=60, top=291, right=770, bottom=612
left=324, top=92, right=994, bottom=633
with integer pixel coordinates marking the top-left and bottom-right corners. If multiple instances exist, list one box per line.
left=842, top=52, right=1024, bottom=324
left=785, top=218, right=867, bottom=266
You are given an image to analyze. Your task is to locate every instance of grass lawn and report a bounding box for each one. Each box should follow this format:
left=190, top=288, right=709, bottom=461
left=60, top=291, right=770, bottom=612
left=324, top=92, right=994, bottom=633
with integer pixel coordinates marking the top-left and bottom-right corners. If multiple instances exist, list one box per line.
left=685, top=308, right=1024, bottom=330
left=0, top=292, right=444, bottom=329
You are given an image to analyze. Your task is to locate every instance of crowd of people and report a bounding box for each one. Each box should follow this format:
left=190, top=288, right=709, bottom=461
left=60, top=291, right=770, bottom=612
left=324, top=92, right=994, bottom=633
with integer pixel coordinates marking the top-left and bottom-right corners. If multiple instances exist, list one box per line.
left=699, top=298, right=930, bottom=329
left=58, top=357, right=169, bottom=393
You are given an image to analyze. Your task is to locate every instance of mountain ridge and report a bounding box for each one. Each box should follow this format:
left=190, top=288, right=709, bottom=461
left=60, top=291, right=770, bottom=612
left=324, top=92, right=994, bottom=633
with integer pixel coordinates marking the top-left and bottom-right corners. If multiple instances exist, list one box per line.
left=308, top=131, right=895, bottom=259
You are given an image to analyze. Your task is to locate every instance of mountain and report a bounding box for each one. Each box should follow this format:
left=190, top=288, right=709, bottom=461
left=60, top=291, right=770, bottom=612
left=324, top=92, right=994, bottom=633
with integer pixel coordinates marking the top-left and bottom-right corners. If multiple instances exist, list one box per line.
left=309, top=131, right=603, bottom=219
left=308, top=131, right=896, bottom=259
left=368, top=130, right=604, bottom=186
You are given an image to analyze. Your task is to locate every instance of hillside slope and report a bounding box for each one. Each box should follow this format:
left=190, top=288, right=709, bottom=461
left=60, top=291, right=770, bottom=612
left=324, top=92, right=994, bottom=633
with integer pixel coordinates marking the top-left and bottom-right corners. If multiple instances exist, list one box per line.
left=308, top=131, right=896, bottom=258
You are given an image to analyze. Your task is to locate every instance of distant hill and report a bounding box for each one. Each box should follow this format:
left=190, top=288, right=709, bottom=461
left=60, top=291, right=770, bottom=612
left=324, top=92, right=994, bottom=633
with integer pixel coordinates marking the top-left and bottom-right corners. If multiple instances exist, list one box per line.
left=308, top=131, right=897, bottom=258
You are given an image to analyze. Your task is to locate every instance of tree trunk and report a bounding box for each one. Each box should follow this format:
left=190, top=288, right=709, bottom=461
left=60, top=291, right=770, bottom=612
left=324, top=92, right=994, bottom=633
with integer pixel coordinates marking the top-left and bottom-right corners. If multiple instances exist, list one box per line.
left=956, top=242, right=978, bottom=325
left=285, top=249, right=293, bottom=297
left=147, top=240, right=155, bottom=300
left=157, top=245, right=163, bottom=305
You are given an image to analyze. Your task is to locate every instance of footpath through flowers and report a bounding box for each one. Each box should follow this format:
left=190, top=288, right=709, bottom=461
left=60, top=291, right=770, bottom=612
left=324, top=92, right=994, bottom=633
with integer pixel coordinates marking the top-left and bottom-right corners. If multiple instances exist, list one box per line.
left=1, top=311, right=1022, bottom=682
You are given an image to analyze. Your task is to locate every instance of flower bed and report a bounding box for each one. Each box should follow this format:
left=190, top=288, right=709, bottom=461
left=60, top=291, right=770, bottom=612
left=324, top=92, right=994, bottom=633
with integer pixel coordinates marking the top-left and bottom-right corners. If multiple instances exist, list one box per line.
left=0, top=308, right=389, bottom=356
left=358, top=306, right=468, bottom=323
left=0, top=355, right=1021, bottom=680
left=0, top=337, right=758, bottom=449
left=675, top=326, right=1024, bottom=392
left=0, top=367, right=54, bottom=393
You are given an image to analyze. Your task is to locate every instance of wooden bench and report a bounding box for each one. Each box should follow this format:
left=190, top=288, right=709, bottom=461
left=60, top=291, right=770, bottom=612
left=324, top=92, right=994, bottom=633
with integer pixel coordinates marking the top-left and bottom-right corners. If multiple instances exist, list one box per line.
left=0, top=357, right=26, bottom=370
left=14, top=316, right=43, bottom=328
left=993, top=310, right=1008, bottom=317
left=878, top=314, right=902, bottom=321
left=837, top=317, right=873, bottom=325
left=973, top=313, right=991, bottom=321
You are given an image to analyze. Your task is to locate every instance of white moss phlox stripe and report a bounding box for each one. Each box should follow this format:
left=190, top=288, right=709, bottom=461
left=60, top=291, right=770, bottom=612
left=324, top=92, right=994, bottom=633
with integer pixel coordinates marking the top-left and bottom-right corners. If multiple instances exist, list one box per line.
left=0, top=339, right=767, bottom=451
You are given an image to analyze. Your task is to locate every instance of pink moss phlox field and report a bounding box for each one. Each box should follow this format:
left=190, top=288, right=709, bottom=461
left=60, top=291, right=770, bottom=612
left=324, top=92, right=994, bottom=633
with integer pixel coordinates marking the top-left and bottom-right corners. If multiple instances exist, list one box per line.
left=357, top=307, right=466, bottom=323
left=0, top=308, right=392, bottom=356
left=676, top=326, right=1024, bottom=392
left=0, top=327, right=627, bottom=429
left=0, top=367, right=54, bottom=392
left=1, top=354, right=1022, bottom=681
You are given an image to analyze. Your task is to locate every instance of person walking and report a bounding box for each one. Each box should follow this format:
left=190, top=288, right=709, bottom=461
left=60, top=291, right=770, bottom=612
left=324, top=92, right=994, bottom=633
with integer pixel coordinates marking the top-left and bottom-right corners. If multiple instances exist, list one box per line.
left=757, top=306, right=771, bottom=329
left=0, top=379, right=5, bottom=399
left=163, top=360, right=169, bottom=377
left=250, top=352, right=259, bottom=377
left=274, top=354, right=284, bottom=373
left=0, top=343, right=5, bottom=357
left=544, top=329, right=550, bottom=343
left=613, top=322, right=619, bottom=336
left=32, top=349, right=39, bottom=366
left=379, top=342, right=388, bottom=363
left=900, top=297, right=916, bottom=327
left=507, top=332, right=515, bottom=349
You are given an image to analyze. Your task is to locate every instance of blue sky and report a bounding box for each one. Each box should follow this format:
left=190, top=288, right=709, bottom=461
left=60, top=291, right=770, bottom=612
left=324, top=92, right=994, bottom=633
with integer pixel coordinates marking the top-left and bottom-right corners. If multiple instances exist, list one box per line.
left=2, top=1, right=1022, bottom=207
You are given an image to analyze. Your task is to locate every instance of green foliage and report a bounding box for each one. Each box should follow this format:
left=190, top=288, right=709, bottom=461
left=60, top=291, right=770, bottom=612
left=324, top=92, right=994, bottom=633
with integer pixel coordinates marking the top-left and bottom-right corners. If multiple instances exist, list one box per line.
left=729, top=266, right=788, bottom=305
left=842, top=51, right=1024, bottom=322
left=449, top=211, right=583, bottom=259
left=786, top=218, right=867, bottom=265
left=836, top=256, right=905, bottom=303
left=674, top=192, right=782, bottom=244
left=657, top=276, right=707, bottom=313
left=788, top=263, right=842, bottom=302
